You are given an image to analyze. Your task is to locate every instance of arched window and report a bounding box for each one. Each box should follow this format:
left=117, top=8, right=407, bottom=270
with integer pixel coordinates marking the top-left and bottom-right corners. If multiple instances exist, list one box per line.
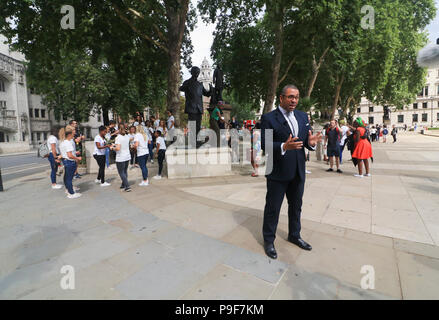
left=0, top=79, right=5, bottom=92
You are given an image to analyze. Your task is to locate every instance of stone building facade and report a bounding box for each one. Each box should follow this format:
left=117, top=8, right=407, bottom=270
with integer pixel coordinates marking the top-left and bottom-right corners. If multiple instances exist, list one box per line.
left=0, top=35, right=104, bottom=153
left=354, top=67, right=439, bottom=129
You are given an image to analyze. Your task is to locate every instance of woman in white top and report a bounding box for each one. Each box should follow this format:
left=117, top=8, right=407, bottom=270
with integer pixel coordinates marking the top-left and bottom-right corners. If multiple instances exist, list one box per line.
left=134, top=125, right=150, bottom=186
left=154, top=130, right=167, bottom=179
left=47, top=127, right=62, bottom=189
left=145, top=120, right=155, bottom=163
left=128, top=125, right=138, bottom=169
left=93, top=125, right=111, bottom=186
left=113, top=124, right=132, bottom=192
left=59, top=127, right=82, bottom=199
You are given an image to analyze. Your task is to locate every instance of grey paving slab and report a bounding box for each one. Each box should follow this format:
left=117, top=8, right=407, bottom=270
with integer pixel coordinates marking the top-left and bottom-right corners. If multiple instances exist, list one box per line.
left=0, top=257, right=65, bottom=299
left=223, top=246, right=288, bottom=284
left=19, top=261, right=127, bottom=300
left=115, top=255, right=204, bottom=299
left=336, top=282, right=398, bottom=300
left=152, top=226, right=235, bottom=275
left=58, top=235, right=136, bottom=271
left=181, top=264, right=274, bottom=300
left=270, top=264, right=339, bottom=300
left=396, top=251, right=439, bottom=299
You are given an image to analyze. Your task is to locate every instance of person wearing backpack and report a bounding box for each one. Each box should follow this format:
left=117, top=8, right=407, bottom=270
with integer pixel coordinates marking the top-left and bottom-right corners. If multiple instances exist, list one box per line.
left=324, top=119, right=343, bottom=173
left=382, top=125, right=389, bottom=143
left=46, top=127, right=63, bottom=189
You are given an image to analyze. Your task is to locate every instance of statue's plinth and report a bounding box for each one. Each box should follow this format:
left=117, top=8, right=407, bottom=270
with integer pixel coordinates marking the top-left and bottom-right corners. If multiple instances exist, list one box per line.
left=166, top=147, right=233, bottom=179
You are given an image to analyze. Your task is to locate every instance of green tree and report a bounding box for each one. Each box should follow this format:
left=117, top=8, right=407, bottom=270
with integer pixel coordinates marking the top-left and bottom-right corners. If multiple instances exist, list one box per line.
left=0, top=0, right=197, bottom=125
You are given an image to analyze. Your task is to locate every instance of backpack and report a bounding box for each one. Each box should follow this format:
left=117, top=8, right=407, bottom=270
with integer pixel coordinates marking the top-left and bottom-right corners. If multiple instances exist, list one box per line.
left=326, top=127, right=341, bottom=141
left=383, top=129, right=388, bottom=135
left=38, top=141, right=50, bottom=158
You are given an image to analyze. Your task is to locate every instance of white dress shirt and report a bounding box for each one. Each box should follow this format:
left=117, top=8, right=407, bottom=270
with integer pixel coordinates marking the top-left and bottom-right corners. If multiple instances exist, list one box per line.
left=278, top=106, right=315, bottom=155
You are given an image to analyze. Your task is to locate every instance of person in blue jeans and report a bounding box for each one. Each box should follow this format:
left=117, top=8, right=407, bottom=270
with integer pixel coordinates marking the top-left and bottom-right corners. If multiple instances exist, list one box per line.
left=145, top=120, right=154, bottom=163
left=134, top=125, right=150, bottom=186
left=59, top=127, right=83, bottom=199
left=47, top=128, right=62, bottom=189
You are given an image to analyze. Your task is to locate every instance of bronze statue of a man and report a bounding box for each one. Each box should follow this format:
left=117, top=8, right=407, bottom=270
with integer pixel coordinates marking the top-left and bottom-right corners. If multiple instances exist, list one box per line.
left=213, top=65, right=224, bottom=102
left=180, top=66, right=211, bottom=148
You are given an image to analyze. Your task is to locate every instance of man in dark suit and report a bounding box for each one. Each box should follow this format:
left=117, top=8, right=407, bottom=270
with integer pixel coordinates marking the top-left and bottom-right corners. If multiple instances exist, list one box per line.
left=261, top=84, right=322, bottom=259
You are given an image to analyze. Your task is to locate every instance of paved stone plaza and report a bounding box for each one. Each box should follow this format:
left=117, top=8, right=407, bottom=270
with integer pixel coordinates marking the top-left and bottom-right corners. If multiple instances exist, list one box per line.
left=0, top=132, right=438, bottom=299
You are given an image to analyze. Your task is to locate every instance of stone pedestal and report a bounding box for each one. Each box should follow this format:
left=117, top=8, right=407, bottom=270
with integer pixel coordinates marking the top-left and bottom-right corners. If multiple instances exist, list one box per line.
left=166, top=147, right=233, bottom=179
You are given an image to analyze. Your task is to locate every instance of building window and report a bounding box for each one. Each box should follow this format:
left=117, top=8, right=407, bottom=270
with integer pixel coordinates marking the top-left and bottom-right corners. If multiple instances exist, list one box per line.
left=0, top=101, right=6, bottom=109
left=422, top=113, right=428, bottom=122
left=425, top=86, right=429, bottom=96
left=418, top=89, right=424, bottom=97
left=357, top=107, right=361, bottom=113
left=36, top=132, right=41, bottom=141
left=437, top=113, right=439, bottom=121
left=413, top=114, right=418, bottom=122
left=34, top=109, right=39, bottom=118
left=0, top=80, right=5, bottom=92
left=41, top=109, right=46, bottom=118
left=397, top=115, right=404, bottom=123
left=369, top=106, right=374, bottom=112
left=423, top=102, right=428, bottom=108
left=29, top=108, right=33, bottom=118
left=437, top=85, right=439, bottom=95
left=413, top=103, right=418, bottom=109
left=43, top=132, right=47, bottom=141
left=367, top=117, right=373, bottom=124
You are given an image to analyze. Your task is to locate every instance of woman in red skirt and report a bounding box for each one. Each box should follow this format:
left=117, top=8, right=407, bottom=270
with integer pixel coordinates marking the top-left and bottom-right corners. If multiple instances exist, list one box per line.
left=352, top=118, right=373, bottom=178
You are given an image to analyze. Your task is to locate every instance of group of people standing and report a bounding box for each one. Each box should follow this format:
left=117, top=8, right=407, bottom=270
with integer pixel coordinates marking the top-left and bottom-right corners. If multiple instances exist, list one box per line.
left=322, top=118, right=373, bottom=178
left=46, top=112, right=172, bottom=198
left=369, top=124, right=398, bottom=143
left=46, top=122, right=85, bottom=199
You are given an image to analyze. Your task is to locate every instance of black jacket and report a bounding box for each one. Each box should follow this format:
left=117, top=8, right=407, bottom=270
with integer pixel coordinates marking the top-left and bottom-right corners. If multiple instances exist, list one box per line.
left=180, top=78, right=211, bottom=114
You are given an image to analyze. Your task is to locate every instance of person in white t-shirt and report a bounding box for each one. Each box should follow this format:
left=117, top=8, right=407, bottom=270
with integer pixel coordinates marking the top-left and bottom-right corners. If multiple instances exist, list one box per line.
left=113, top=124, right=132, bottom=192
left=153, top=130, right=167, bottom=179
left=47, top=127, right=62, bottom=189
left=93, top=126, right=112, bottom=186
left=128, top=125, right=138, bottom=169
left=145, top=120, right=155, bottom=163
left=134, top=125, right=150, bottom=186
left=338, top=120, right=350, bottom=164
left=59, top=127, right=82, bottom=199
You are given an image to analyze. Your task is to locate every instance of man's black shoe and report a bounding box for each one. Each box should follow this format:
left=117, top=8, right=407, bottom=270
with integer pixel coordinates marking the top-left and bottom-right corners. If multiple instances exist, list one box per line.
left=288, top=237, right=312, bottom=251
left=337, top=169, right=343, bottom=173
left=264, top=242, right=277, bottom=259
left=326, top=168, right=334, bottom=172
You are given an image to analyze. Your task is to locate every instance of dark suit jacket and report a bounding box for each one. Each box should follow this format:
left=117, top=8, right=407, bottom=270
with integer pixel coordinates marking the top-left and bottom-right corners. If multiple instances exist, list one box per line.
left=261, top=107, right=314, bottom=182
left=180, top=78, right=211, bottom=114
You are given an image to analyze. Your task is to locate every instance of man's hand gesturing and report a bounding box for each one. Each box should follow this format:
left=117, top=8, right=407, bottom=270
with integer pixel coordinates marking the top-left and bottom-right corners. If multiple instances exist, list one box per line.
left=283, top=134, right=303, bottom=151
left=308, top=130, right=323, bottom=147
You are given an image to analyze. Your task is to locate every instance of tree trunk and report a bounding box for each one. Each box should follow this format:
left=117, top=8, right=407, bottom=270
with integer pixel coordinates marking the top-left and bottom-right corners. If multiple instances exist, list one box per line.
left=330, top=75, right=344, bottom=120
left=305, top=47, right=329, bottom=98
left=263, top=2, right=285, bottom=114
left=166, top=0, right=190, bottom=127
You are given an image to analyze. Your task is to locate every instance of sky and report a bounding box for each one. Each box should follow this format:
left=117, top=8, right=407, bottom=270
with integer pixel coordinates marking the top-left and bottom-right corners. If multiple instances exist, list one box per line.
left=426, top=0, right=439, bottom=44
left=185, top=0, right=439, bottom=79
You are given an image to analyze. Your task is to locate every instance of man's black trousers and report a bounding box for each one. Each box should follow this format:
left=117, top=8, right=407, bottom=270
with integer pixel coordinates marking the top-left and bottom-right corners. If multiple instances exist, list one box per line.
left=263, top=175, right=305, bottom=243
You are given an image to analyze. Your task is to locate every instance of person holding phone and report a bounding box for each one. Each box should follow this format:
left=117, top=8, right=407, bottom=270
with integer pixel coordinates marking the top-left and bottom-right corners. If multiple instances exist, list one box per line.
left=93, top=126, right=112, bottom=186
